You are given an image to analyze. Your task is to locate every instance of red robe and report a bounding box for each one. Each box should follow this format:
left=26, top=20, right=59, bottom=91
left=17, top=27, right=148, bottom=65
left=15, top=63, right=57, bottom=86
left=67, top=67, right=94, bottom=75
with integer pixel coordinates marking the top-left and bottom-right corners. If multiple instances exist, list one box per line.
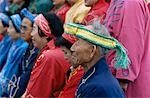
left=83, top=0, right=109, bottom=24
left=23, top=40, right=70, bottom=98
left=58, top=66, right=84, bottom=98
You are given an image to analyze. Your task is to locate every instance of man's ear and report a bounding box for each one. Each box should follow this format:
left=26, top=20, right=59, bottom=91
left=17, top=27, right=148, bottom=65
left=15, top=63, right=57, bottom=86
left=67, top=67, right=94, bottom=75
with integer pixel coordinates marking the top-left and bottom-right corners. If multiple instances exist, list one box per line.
left=90, top=45, right=97, bottom=58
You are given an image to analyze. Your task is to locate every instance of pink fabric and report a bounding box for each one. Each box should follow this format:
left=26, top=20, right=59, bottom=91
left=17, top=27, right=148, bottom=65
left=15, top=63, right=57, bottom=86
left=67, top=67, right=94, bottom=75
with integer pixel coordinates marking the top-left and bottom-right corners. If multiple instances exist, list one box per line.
left=148, top=3, right=150, bottom=12
left=105, top=0, right=150, bottom=97
left=34, top=14, right=53, bottom=38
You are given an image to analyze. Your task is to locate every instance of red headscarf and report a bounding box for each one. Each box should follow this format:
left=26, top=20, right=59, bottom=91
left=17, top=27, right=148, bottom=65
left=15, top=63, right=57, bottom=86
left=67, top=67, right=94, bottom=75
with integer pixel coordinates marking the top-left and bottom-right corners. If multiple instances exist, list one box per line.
left=34, top=14, right=53, bottom=38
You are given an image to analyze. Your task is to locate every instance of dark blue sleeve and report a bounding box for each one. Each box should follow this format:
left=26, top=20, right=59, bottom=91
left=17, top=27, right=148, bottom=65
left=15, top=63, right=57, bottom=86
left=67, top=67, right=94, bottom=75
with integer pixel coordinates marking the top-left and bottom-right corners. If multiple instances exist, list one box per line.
left=77, top=85, right=125, bottom=98
left=8, top=51, right=37, bottom=97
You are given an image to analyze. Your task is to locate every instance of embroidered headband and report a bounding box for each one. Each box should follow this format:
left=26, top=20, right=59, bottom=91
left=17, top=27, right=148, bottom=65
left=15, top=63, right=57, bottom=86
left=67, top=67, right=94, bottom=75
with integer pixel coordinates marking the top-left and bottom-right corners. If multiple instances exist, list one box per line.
left=64, top=23, right=130, bottom=69
left=0, top=13, right=9, bottom=25
left=10, top=14, right=22, bottom=33
left=34, top=14, right=53, bottom=38
left=21, top=8, right=35, bottom=23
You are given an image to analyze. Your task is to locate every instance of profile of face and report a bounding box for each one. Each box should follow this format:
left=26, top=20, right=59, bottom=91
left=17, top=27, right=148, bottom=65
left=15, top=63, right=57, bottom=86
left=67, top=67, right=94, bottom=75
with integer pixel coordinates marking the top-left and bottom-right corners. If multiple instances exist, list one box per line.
left=31, top=23, right=48, bottom=49
left=21, top=18, right=33, bottom=42
left=84, top=0, right=99, bottom=7
left=0, top=20, right=5, bottom=34
left=7, top=21, right=20, bottom=40
left=61, top=46, right=76, bottom=67
left=70, top=38, right=96, bottom=67
left=52, top=0, right=65, bottom=6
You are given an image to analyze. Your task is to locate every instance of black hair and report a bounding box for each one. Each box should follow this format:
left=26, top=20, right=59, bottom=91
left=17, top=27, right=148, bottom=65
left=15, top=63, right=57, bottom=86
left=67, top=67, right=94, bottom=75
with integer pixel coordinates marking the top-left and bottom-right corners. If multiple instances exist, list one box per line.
left=55, top=36, right=73, bottom=49
left=38, top=27, right=52, bottom=41
left=42, top=12, right=64, bottom=38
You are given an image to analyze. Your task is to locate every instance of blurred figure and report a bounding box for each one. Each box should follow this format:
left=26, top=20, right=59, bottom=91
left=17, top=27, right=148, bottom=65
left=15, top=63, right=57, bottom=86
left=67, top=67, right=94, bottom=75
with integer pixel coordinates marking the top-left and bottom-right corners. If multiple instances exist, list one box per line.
left=51, top=0, right=70, bottom=23
left=4, top=8, right=39, bottom=97
left=0, top=14, right=28, bottom=97
left=7, top=0, right=30, bottom=15
left=0, top=13, right=12, bottom=70
left=104, top=0, right=150, bottom=97
left=23, top=12, right=70, bottom=97
left=28, top=0, right=53, bottom=14
left=64, top=21, right=129, bottom=97
left=65, top=0, right=91, bottom=23
left=0, top=0, right=9, bottom=13
left=84, top=0, right=110, bottom=24
left=55, top=33, right=84, bottom=98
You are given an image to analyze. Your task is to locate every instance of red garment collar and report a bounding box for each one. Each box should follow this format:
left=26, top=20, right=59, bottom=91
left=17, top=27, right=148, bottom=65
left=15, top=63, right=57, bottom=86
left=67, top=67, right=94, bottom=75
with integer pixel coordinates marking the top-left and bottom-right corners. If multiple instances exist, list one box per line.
left=47, top=39, right=56, bottom=49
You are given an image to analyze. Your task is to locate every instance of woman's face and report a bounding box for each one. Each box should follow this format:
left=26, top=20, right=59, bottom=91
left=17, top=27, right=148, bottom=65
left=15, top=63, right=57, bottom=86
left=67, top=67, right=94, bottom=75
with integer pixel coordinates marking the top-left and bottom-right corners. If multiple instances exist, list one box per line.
left=31, top=23, right=48, bottom=49
left=7, top=21, right=20, bottom=40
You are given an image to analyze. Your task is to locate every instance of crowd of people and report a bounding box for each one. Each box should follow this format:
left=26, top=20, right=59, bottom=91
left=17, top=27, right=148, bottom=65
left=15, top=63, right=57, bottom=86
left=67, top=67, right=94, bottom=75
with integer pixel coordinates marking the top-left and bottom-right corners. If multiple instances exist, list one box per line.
left=0, top=0, right=150, bottom=97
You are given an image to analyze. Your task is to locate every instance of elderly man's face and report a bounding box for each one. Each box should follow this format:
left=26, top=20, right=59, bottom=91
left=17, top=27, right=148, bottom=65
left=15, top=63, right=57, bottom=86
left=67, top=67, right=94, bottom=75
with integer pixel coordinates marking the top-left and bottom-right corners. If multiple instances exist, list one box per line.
left=70, top=38, right=95, bottom=67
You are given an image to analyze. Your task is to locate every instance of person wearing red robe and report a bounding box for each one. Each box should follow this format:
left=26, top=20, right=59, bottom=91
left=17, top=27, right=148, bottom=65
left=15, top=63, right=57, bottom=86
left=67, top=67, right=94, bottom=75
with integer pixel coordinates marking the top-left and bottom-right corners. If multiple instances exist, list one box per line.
left=83, top=0, right=110, bottom=24
left=51, top=0, right=70, bottom=23
left=23, top=13, right=70, bottom=98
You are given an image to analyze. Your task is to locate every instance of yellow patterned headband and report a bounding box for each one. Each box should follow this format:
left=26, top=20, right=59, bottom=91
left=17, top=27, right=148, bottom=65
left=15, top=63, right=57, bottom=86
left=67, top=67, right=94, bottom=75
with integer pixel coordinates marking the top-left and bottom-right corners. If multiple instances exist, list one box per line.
left=64, top=23, right=130, bottom=69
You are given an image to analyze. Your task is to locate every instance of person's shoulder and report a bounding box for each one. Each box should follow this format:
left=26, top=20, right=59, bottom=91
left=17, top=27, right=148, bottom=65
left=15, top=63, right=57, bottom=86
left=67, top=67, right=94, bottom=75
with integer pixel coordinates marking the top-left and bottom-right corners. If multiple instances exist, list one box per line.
left=45, top=47, right=63, bottom=58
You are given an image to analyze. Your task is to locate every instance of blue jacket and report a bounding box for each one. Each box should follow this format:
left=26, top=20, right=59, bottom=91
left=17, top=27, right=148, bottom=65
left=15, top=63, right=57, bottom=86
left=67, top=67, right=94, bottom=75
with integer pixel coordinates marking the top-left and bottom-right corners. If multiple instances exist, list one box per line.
left=7, top=44, right=38, bottom=97
left=76, top=57, right=125, bottom=98
left=0, top=38, right=28, bottom=96
left=0, top=35, right=12, bottom=70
